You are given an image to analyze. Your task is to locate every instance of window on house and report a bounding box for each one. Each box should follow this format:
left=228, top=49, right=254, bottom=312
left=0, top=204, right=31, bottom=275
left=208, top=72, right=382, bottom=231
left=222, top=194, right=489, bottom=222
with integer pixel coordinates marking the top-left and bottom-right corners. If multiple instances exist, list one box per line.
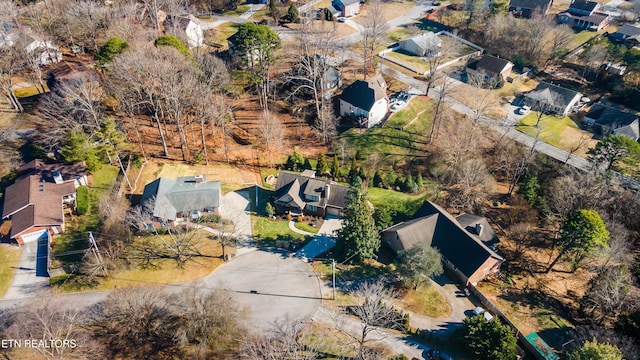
left=307, top=205, right=317, bottom=212
left=307, top=194, right=318, bottom=201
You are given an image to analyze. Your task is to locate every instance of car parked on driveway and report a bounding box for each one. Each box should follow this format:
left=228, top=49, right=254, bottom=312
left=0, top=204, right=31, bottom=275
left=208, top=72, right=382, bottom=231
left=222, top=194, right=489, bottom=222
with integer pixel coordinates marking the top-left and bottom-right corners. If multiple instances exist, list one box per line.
left=517, top=105, right=531, bottom=115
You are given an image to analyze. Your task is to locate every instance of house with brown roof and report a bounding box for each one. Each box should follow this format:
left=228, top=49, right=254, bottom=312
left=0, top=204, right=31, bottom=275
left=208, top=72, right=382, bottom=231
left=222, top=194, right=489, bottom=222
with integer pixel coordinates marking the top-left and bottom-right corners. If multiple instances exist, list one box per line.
left=557, top=0, right=610, bottom=31
left=382, top=201, right=504, bottom=286
left=2, top=160, right=87, bottom=245
left=273, top=171, right=350, bottom=218
left=465, top=54, right=514, bottom=87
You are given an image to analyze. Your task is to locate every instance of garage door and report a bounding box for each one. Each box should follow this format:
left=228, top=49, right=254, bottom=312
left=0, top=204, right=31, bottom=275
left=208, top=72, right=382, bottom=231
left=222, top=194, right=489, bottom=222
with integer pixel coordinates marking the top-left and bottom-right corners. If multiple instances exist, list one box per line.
left=20, top=229, right=48, bottom=243
left=326, top=207, right=341, bottom=217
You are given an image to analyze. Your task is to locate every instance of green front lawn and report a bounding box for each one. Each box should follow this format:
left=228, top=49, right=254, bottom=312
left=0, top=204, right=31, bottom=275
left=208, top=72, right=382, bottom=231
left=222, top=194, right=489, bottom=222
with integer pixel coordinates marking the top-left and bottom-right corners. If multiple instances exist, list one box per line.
left=515, top=113, right=581, bottom=150
left=386, top=96, right=434, bottom=130
left=367, top=187, right=431, bottom=221
left=253, top=217, right=311, bottom=249
left=294, top=220, right=320, bottom=234
left=0, top=245, right=21, bottom=298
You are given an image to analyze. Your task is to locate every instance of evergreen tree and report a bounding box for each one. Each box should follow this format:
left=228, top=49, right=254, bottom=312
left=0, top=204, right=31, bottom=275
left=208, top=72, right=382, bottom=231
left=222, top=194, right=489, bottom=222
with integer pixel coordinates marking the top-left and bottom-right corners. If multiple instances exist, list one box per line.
left=336, top=183, right=380, bottom=264
left=61, top=131, right=102, bottom=172
left=286, top=149, right=304, bottom=170
left=316, top=153, right=329, bottom=175
left=404, top=175, right=414, bottom=193
left=568, top=339, right=623, bottom=360
left=518, top=174, right=540, bottom=206
left=373, top=171, right=384, bottom=187
left=385, top=169, right=397, bottom=189
left=331, top=154, right=341, bottom=179
left=394, top=175, right=405, bottom=191
left=459, top=316, right=517, bottom=360
left=286, top=3, right=299, bottom=23
left=415, top=173, right=424, bottom=191
left=358, top=167, right=367, bottom=183
left=303, top=158, right=313, bottom=170
left=348, top=157, right=359, bottom=181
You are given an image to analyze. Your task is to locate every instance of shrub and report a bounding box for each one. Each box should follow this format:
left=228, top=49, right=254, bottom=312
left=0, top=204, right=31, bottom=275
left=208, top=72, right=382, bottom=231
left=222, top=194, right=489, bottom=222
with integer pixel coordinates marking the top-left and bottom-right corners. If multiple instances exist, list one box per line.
left=297, top=215, right=303, bottom=222
left=265, top=202, right=275, bottom=218
left=154, top=35, right=190, bottom=56
left=76, top=186, right=89, bottom=215
left=96, top=37, right=129, bottom=63
left=286, top=213, right=292, bottom=221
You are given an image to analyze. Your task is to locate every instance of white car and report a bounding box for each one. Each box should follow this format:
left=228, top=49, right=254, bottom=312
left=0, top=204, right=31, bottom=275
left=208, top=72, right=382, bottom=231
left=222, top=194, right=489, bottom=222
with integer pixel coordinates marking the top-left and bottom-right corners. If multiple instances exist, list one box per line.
left=337, top=16, right=347, bottom=22
left=472, top=306, right=485, bottom=316
left=390, top=100, right=406, bottom=111
left=518, top=105, right=531, bottom=115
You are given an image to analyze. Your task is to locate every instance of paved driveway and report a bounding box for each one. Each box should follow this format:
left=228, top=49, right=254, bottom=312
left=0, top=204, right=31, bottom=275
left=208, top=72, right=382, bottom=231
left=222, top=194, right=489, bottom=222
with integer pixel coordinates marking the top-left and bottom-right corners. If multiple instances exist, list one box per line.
left=203, top=249, right=322, bottom=332
left=295, top=216, right=343, bottom=259
left=220, top=190, right=254, bottom=254
left=3, top=235, right=50, bottom=300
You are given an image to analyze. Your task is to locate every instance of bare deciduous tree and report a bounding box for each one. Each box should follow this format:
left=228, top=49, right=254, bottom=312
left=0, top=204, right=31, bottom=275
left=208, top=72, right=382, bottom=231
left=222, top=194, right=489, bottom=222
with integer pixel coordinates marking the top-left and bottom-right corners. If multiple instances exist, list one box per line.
left=358, top=0, right=388, bottom=78
left=258, top=110, right=285, bottom=153
left=580, top=265, right=633, bottom=324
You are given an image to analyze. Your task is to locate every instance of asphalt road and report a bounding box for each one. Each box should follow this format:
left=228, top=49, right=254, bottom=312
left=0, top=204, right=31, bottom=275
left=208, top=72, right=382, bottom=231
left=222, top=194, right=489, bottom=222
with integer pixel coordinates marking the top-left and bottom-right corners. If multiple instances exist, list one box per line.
left=202, top=249, right=322, bottom=332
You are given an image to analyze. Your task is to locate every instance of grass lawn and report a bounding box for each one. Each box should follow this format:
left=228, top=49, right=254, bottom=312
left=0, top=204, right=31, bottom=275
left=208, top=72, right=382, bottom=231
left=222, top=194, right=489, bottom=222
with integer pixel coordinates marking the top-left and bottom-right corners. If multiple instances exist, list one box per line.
left=387, top=50, right=430, bottom=73
left=205, top=22, right=238, bottom=50
left=367, top=187, right=432, bottom=221
left=515, top=113, right=596, bottom=156
left=52, top=165, right=120, bottom=265
left=301, top=322, right=356, bottom=358
left=52, top=231, right=225, bottom=292
left=353, top=0, right=415, bottom=24
left=224, top=4, right=249, bottom=17
left=395, top=284, right=451, bottom=318
left=386, top=96, right=434, bottom=129
left=14, top=85, right=48, bottom=98
left=253, top=217, right=310, bottom=249
left=0, top=245, right=21, bottom=298
left=387, top=27, right=413, bottom=43
left=294, top=220, right=320, bottom=234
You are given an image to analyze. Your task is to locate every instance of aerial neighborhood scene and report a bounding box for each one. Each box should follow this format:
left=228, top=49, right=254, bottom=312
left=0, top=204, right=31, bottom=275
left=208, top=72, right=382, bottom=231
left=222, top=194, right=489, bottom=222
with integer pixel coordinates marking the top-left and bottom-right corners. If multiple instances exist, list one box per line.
left=1, top=0, right=640, bottom=358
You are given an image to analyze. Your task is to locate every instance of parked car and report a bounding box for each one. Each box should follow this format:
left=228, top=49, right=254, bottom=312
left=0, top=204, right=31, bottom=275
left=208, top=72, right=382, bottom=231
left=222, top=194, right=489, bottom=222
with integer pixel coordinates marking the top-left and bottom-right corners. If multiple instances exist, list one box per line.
left=472, top=306, right=485, bottom=316
left=518, top=105, right=531, bottom=115
left=337, top=16, right=347, bottom=22
left=390, top=100, right=406, bottom=111
left=426, top=349, right=454, bottom=360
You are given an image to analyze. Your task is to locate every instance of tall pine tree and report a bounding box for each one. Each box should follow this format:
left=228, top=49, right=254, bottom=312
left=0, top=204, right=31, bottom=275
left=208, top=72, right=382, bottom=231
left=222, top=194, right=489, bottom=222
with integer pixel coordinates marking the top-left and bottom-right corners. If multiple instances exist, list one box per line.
left=331, top=154, right=341, bottom=179
left=336, top=181, right=380, bottom=263
left=316, top=153, right=329, bottom=175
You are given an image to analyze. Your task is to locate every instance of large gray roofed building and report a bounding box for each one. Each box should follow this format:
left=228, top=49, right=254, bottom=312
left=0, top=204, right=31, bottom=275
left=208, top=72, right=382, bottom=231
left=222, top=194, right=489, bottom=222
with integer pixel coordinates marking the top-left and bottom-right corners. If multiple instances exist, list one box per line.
left=141, top=175, right=221, bottom=221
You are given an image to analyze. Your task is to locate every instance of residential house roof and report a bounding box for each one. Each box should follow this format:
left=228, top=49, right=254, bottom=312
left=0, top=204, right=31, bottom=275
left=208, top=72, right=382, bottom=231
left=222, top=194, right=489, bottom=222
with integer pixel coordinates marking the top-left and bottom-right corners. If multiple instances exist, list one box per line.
left=508, top=0, right=552, bottom=10
left=613, top=24, right=640, bottom=40
left=466, top=54, right=512, bottom=77
left=339, top=74, right=387, bottom=112
left=525, top=82, right=582, bottom=110
left=455, top=213, right=499, bottom=246
left=399, top=32, right=442, bottom=56
left=586, top=104, right=640, bottom=140
left=47, top=61, right=100, bottom=89
left=383, top=201, right=504, bottom=279
left=2, top=160, right=83, bottom=238
left=336, top=0, right=361, bottom=6
left=568, top=0, right=599, bottom=13
left=273, top=171, right=349, bottom=211
left=558, top=11, right=609, bottom=25
left=141, top=176, right=221, bottom=221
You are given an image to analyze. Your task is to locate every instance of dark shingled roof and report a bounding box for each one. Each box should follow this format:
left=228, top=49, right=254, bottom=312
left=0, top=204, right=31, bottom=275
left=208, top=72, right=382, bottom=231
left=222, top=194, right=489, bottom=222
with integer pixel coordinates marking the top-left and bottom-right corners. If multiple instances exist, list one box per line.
left=274, top=171, right=350, bottom=211
left=558, top=11, right=609, bottom=25
left=568, top=0, right=598, bottom=13
left=141, top=176, right=221, bottom=221
left=508, top=0, right=552, bottom=9
left=466, top=54, right=512, bottom=77
left=455, top=213, right=499, bottom=246
left=383, top=201, right=504, bottom=279
left=339, top=74, right=387, bottom=112
left=586, top=104, right=640, bottom=140
left=614, top=24, right=640, bottom=38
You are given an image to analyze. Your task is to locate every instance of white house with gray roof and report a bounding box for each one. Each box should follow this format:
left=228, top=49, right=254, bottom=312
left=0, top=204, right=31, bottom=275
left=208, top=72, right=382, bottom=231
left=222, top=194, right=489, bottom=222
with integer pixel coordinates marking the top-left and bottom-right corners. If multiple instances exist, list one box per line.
left=523, top=82, right=582, bottom=117
left=141, top=175, right=221, bottom=222
left=398, top=32, right=442, bottom=58
left=339, top=74, right=388, bottom=128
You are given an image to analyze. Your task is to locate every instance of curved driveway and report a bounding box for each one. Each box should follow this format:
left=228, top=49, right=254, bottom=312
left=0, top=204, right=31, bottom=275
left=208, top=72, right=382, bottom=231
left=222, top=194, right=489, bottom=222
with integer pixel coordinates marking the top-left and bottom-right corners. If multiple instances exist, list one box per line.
left=203, top=249, right=322, bottom=332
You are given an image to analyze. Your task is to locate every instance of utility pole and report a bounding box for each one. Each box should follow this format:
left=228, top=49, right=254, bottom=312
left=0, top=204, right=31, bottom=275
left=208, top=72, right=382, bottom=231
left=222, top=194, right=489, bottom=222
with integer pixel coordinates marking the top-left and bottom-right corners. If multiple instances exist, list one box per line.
left=88, top=232, right=108, bottom=277
left=332, top=258, right=336, bottom=300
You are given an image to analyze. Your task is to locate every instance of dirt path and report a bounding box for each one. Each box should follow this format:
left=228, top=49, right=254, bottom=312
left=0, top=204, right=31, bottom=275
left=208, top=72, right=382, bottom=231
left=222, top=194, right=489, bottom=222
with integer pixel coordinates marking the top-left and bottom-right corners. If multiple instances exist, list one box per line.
left=402, top=109, right=428, bottom=130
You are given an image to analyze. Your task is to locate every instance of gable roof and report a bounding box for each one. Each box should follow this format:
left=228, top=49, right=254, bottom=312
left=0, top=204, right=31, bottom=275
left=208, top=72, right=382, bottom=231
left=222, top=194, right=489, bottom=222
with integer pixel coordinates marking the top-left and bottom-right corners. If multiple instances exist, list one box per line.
left=383, top=201, right=504, bottom=279
left=2, top=160, right=83, bottom=238
left=568, top=0, right=598, bottom=12
left=586, top=104, right=639, bottom=127
left=525, top=82, right=582, bottom=109
left=274, top=171, right=350, bottom=210
left=399, top=32, right=442, bottom=55
left=455, top=213, right=499, bottom=246
left=466, top=54, right=512, bottom=76
left=339, top=74, right=387, bottom=112
left=141, top=176, right=221, bottom=221
left=614, top=24, right=640, bottom=38
left=508, top=0, right=552, bottom=9
left=337, top=0, right=360, bottom=6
